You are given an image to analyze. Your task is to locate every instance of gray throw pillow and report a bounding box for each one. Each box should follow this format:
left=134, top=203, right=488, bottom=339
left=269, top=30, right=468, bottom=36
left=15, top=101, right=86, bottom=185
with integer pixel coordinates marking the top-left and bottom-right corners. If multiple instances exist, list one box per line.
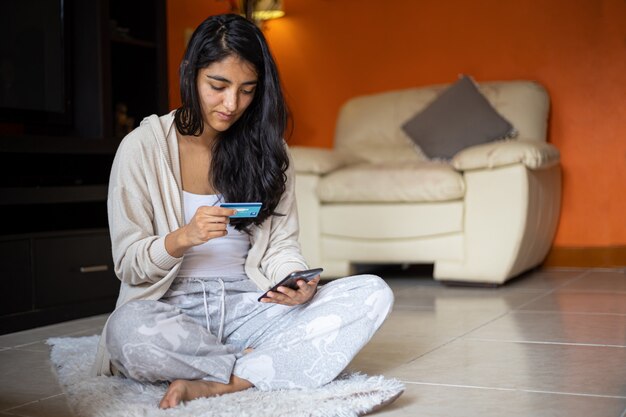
left=401, top=75, right=516, bottom=160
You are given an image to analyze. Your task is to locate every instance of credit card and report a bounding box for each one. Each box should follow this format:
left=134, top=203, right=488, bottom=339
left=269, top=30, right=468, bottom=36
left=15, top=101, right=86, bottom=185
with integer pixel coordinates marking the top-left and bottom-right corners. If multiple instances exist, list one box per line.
left=219, top=202, right=263, bottom=218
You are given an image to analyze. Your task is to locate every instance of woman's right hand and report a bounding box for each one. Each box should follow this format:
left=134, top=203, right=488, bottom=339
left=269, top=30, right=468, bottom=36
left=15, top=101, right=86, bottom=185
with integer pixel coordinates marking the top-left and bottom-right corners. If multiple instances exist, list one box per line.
left=165, top=206, right=236, bottom=257
left=184, top=205, right=237, bottom=246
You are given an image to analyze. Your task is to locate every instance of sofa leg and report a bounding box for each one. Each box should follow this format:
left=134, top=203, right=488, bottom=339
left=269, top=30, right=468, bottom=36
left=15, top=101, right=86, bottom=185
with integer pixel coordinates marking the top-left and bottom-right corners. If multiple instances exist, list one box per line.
left=438, top=280, right=501, bottom=288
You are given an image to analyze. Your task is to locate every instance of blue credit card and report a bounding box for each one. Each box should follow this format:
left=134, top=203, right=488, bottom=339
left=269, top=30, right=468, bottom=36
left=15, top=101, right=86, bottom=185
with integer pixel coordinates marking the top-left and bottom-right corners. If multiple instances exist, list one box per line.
left=219, top=202, right=262, bottom=218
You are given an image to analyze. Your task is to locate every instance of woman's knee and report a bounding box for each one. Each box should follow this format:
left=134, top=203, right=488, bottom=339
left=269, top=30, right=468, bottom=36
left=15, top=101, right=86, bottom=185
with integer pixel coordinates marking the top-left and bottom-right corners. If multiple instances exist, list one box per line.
left=361, top=275, right=394, bottom=319
left=106, top=300, right=176, bottom=380
left=328, top=274, right=394, bottom=322
left=106, top=300, right=165, bottom=353
left=108, top=301, right=145, bottom=335
left=346, top=274, right=394, bottom=305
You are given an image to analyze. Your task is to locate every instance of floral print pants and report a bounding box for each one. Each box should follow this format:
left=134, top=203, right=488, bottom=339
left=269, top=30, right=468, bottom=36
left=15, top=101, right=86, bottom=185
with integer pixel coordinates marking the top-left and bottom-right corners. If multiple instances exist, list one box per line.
left=106, top=274, right=393, bottom=390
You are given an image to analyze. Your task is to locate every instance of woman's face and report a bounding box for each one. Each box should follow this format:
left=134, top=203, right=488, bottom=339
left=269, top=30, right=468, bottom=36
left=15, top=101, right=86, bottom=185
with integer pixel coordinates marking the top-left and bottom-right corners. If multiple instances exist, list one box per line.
left=196, top=55, right=258, bottom=137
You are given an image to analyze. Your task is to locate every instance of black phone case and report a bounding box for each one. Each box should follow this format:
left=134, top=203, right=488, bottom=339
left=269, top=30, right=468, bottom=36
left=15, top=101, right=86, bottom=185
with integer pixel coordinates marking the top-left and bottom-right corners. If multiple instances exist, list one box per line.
left=257, top=268, right=323, bottom=301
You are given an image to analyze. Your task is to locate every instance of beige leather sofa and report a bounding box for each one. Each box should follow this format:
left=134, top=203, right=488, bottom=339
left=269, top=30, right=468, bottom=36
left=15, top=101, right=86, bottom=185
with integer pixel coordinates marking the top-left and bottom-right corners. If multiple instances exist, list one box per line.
left=290, top=80, right=561, bottom=285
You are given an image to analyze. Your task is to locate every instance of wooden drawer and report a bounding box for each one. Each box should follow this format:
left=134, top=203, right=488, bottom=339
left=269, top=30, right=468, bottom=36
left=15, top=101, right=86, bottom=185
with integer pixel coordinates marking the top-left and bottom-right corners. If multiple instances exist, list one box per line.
left=0, top=239, right=33, bottom=315
left=34, top=233, right=119, bottom=308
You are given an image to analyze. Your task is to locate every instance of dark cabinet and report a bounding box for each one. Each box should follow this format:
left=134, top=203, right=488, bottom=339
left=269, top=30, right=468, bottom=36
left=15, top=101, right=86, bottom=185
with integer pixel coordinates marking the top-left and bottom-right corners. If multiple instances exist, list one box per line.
left=73, top=0, right=168, bottom=139
left=0, top=0, right=166, bottom=334
left=0, top=146, right=121, bottom=334
left=107, top=0, right=168, bottom=139
left=34, top=233, right=118, bottom=308
left=0, top=239, right=32, bottom=316
left=0, top=229, right=120, bottom=334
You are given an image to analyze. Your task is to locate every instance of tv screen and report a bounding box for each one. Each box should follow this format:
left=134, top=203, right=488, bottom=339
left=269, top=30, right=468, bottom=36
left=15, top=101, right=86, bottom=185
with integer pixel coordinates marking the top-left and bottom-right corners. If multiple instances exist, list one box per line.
left=0, top=0, right=70, bottom=125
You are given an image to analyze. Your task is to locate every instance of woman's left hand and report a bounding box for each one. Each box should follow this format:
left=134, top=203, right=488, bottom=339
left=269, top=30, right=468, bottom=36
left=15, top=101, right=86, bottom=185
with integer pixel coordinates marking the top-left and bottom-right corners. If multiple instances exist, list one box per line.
left=260, top=276, right=320, bottom=306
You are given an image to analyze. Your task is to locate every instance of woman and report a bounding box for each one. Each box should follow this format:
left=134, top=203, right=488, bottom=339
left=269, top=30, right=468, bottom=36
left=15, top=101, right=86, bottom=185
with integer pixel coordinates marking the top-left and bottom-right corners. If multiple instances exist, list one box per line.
left=92, top=14, right=394, bottom=409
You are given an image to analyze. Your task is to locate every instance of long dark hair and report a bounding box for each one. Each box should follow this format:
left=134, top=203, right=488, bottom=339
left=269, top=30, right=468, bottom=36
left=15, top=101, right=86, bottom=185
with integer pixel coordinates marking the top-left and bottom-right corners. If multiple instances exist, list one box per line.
left=174, top=14, right=289, bottom=231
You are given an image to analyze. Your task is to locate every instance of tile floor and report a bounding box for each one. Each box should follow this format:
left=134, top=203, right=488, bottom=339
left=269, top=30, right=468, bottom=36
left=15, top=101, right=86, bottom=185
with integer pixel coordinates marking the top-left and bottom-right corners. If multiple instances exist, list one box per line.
left=0, top=267, right=625, bottom=416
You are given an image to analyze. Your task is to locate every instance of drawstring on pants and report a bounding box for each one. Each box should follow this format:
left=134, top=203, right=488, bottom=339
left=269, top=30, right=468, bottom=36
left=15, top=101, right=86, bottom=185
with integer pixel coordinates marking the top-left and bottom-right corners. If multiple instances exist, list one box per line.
left=193, top=278, right=226, bottom=343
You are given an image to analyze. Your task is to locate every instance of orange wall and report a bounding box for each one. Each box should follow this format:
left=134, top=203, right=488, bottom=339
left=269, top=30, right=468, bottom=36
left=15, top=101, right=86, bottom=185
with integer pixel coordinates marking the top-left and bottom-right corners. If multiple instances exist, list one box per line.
left=167, top=0, right=626, bottom=248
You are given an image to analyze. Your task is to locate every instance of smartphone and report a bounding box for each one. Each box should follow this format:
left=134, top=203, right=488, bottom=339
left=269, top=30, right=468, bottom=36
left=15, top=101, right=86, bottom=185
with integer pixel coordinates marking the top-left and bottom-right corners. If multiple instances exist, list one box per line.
left=257, top=268, right=324, bottom=302
left=219, top=202, right=262, bottom=218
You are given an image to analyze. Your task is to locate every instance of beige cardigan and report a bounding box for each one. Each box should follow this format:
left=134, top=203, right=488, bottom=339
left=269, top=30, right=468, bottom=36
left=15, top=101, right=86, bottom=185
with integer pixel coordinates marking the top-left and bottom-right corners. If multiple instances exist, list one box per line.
left=91, top=112, right=308, bottom=376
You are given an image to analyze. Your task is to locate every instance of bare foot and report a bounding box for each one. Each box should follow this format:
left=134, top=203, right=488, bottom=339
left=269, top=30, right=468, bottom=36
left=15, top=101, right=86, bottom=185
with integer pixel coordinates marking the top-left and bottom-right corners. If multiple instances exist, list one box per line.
left=159, top=375, right=253, bottom=409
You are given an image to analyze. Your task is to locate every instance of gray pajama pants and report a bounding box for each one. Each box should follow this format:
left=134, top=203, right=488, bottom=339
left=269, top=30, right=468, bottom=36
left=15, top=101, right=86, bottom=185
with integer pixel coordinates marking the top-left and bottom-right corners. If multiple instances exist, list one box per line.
left=106, top=274, right=393, bottom=390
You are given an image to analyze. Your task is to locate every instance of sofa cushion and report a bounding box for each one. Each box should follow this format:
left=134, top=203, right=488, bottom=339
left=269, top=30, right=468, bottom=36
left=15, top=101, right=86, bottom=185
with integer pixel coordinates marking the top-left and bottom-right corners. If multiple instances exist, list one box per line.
left=451, top=139, right=561, bottom=171
left=289, top=146, right=362, bottom=175
left=401, top=75, right=516, bottom=160
left=320, top=202, right=464, bottom=240
left=344, top=145, right=428, bottom=164
left=317, top=161, right=465, bottom=203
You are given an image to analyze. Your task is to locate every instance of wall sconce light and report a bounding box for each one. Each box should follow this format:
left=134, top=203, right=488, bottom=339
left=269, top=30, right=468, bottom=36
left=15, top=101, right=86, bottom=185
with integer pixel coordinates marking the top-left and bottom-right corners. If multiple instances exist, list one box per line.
left=251, top=0, right=285, bottom=21
left=240, top=0, right=285, bottom=25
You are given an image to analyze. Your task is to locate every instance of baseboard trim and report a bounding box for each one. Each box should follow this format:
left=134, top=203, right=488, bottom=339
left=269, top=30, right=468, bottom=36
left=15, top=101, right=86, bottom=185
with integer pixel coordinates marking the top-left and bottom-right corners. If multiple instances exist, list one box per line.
left=543, top=246, right=626, bottom=268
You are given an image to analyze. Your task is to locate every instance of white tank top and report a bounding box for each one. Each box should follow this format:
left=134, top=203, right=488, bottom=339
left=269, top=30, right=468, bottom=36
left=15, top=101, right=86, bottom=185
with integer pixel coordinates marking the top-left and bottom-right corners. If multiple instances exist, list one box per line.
left=177, top=192, right=250, bottom=278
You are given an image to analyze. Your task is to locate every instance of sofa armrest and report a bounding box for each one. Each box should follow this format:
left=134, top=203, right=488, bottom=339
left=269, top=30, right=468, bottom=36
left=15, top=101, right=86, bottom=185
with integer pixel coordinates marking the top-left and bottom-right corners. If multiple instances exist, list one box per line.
left=289, top=146, right=361, bottom=175
left=451, top=139, right=560, bottom=171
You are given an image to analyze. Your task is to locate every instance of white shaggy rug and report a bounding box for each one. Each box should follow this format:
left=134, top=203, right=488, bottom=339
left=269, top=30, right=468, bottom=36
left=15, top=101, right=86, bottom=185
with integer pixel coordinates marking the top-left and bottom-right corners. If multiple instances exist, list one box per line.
left=48, top=336, right=404, bottom=417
